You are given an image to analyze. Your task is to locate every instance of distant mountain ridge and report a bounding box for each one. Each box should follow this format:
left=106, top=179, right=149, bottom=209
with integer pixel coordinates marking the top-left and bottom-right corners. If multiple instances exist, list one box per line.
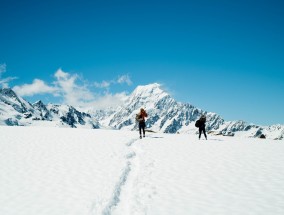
left=0, top=88, right=99, bottom=129
left=0, top=85, right=283, bottom=140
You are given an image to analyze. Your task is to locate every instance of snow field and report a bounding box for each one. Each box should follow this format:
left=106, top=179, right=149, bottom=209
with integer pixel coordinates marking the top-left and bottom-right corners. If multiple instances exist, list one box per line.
left=0, top=126, right=137, bottom=215
left=140, top=134, right=284, bottom=215
left=1, top=126, right=284, bottom=215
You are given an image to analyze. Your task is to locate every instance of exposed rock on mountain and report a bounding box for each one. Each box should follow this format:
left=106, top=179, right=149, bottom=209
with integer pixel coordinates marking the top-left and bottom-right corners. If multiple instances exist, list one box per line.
left=0, top=88, right=99, bottom=129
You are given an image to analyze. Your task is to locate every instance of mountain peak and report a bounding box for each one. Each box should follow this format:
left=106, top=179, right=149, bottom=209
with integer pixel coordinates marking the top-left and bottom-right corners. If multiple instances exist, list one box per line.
left=134, top=83, right=161, bottom=91
left=33, top=100, right=46, bottom=109
left=0, top=88, right=18, bottom=99
left=131, top=83, right=168, bottom=98
left=33, top=100, right=45, bottom=105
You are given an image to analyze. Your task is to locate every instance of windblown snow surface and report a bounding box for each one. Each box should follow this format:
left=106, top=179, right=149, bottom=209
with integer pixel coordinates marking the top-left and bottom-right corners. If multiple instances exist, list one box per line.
left=1, top=126, right=284, bottom=215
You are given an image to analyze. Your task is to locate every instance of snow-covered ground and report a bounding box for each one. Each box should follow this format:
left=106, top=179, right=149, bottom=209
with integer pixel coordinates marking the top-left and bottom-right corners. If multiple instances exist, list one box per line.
left=1, top=126, right=284, bottom=215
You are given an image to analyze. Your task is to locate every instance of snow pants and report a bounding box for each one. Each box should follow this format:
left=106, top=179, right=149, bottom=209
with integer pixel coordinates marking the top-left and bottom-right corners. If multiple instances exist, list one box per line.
left=139, top=122, right=146, bottom=136
left=199, top=127, right=207, bottom=139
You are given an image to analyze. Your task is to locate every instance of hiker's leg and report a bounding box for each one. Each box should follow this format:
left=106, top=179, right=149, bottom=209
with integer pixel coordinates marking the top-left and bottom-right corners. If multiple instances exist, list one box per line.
left=199, top=128, right=202, bottom=139
left=203, top=128, right=207, bottom=139
left=139, top=124, right=142, bottom=136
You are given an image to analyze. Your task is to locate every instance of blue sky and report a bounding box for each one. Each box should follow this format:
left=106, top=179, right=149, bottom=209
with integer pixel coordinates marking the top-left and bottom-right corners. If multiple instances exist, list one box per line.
left=0, top=0, right=283, bottom=125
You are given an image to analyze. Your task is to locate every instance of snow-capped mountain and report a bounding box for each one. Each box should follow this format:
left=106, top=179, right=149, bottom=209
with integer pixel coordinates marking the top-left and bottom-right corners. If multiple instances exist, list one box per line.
left=0, top=88, right=99, bottom=128
left=214, top=120, right=284, bottom=139
left=91, top=83, right=284, bottom=140
left=93, top=83, right=224, bottom=132
left=1, top=85, right=283, bottom=139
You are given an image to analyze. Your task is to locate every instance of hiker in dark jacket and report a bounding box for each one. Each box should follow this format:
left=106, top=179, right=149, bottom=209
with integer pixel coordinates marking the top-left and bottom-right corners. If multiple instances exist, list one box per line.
left=136, top=108, right=148, bottom=139
left=199, top=115, right=207, bottom=140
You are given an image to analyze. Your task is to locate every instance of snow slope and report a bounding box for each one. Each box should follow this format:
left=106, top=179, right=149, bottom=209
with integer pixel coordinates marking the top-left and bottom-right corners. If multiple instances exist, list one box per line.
left=1, top=126, right=284, bottom=215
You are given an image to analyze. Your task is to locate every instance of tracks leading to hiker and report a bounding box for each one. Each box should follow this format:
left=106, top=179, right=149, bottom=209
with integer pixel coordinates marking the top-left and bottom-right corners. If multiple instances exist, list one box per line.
left=100, top=138, right=137, bottom=215
left=100, top=137, right=156, bottom=215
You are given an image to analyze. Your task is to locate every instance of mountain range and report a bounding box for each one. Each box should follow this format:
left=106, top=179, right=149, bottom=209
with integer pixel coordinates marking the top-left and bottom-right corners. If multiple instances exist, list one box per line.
left=0, top=84, right=283, bottom=140
left=0, top=88, right=99, bottom=129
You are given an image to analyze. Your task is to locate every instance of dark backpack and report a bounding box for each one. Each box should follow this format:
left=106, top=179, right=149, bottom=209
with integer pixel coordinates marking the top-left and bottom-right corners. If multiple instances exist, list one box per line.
left=195, top=120, right=201, bottom=128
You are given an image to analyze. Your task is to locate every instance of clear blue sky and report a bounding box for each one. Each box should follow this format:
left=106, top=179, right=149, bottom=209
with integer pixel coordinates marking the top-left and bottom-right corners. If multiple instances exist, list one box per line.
left=0, top=0, right=283, bottom=125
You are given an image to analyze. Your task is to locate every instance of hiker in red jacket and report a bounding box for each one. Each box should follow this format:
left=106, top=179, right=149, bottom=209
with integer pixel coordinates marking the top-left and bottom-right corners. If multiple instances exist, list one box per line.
left=136, top=108, right=148, bottom=139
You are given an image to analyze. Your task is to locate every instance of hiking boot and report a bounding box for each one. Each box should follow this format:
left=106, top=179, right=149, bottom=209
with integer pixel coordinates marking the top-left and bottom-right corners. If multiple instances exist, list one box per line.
left=140, top=136, right=142, bottom=139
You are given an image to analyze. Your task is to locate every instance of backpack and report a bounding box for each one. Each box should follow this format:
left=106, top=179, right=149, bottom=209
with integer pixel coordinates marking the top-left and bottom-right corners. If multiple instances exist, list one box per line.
left=136, top=114, right=142, bottom=122
left=195, top=120, right=201, bottom=128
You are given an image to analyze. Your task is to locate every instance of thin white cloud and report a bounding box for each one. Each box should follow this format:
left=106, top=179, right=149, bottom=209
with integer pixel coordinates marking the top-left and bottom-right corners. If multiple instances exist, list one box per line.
left=117, top=74, right=132, bottom=86
left=0, top=77, right=18, bottom=88
left=13, top=79, right=58, bottom=96
left=54, top=68, right=94, bottom=106
left=54, top=69, right=70, bottom=79
left=94, top=80, right=112, bottom=88
left=94, top=74, right=133, bottom=89
left=52, top=70, right=130, bottom=108
left=12, top=69, right=94, bottom=107
left=0, top=64, right=18, bottom=88
left=0, top=63, right=6, bottom=77
left=11, top=69, right=132, bottom=109
left=86, top=92, right=128, bottom=110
